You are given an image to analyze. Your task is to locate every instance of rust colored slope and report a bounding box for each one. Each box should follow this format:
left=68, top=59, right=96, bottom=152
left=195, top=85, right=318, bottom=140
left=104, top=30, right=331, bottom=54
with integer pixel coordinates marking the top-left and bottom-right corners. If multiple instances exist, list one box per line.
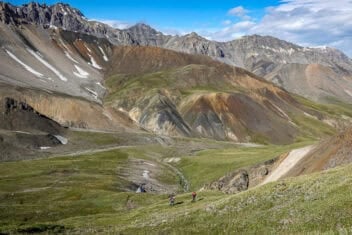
left=286, top=128, right=352, bottom=177
left=0, top=84, right=137, bottom=132
left=106, top=46, right=256, bottom=77
left=180, top=92, right=297, bottom=144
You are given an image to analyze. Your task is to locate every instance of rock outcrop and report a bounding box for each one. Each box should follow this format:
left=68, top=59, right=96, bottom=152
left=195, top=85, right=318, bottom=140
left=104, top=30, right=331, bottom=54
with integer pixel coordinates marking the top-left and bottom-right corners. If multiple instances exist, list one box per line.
left=206, top=158, right=277, bottom=194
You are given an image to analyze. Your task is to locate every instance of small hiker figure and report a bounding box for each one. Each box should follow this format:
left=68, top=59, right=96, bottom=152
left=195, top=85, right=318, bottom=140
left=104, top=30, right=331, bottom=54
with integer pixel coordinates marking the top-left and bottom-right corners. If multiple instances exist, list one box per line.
left=169, top=194, right=176, bottom=206
left=192, top=191, right=197, bottom=202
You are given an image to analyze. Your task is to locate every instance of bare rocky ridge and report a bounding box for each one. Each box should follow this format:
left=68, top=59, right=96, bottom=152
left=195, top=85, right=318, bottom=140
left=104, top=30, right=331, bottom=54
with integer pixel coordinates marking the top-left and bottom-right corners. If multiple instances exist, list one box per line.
left=2, top=2, right=352, bottom=103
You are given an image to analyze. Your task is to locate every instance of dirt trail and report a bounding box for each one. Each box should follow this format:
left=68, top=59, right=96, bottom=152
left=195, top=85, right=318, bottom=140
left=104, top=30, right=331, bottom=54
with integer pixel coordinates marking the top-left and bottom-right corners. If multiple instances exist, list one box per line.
left=261, top=145, right=315, bottom=185
left=54, top=145, right=133, bottom=158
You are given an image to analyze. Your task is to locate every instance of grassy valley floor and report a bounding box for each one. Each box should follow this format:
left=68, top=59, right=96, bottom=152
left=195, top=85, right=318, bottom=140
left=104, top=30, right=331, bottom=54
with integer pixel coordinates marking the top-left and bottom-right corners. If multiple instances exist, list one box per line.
left=2, top=137, right=350, bottom=234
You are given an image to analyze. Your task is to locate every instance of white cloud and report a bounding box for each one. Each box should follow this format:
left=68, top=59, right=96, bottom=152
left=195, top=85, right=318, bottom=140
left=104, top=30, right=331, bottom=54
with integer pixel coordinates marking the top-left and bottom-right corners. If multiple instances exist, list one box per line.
left=222, top=20, right=232, bottom=26
left=228, top=6, right=248, bottom=18
left=203, top=0, right=352, bottom=57
left=160, top=28, right=191, bottom=36
left=211, top=21, right=256, bottom=41
left=98, top=19, right=132, bottom=29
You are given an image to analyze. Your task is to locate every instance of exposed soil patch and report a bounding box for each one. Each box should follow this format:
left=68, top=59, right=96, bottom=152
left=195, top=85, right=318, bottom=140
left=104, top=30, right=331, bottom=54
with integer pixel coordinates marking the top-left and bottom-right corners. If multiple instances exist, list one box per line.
left=261, top=145, right=314, bottom=184
left=117, top=158, right=179, bottom=194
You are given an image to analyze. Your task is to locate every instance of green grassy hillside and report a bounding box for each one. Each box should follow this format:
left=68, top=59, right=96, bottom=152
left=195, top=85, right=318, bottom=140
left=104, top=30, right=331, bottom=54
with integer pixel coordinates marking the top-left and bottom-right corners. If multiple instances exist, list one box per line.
left=2, top=144, right=352, bottom=234
left=129, top=160, right=352, bottom=234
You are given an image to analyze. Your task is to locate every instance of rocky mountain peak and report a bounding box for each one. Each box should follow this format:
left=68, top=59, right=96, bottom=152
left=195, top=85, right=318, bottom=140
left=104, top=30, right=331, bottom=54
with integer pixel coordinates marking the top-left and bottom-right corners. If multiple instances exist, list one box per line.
left=124, top=22, right=168, bottom=46
left=187, top=32, right=199, bottom=37
left=0, top=1, right=85, bottom=26
left=183, top=32, right=207, bottom=40
left=126, top=22, right=163, bottom=36
left=129, top=23, right=155, bottom=31
left=51, top=2, right=84, bottom=17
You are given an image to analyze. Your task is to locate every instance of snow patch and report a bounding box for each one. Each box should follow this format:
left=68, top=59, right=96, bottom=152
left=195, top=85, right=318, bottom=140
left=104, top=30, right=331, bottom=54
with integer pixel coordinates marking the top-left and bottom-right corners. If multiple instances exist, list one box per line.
left=271, top=102, right=290, bottom=119
left=144, top=162, right=156, bottom=167
left=249, top=52, right=259, bottom=57
left=88, top=54, right=102, bottom=70
left=313, top=45, right=329, bottom=50
left=85, top=87, right=98, bottom=100
left=14, top=131, right=31, bottom=134
left=61, top=6, right=68, bottom=16
left=129, top=108, right=141, bottom=123
left=84, top=44, right=92, bottom=53
left=165, top=157, right=181, bottom=163
left=237, top=143, right=263, bottom=147
left=54, top=135, right=68, bottom=145
left=302, top=47, right=312, bottom=52
left=96, top=82, right=106, bottom=89
left=323, top=119, right=336, bottom=127
left=40, top=146, right=51, bottom=150
left=59, top=39, right=70, bottom=51
left=102, top=110, right=113, bottom=121
left=64, top=51, right=79, bottom=63
left=98, top=46, right=109, bottom=61
left=261, top=46, right=296, bottom=55
left=344, top=89, right=352, bottom=97
left=288, top=48, right=295, bottom=55
left=73, top=65, right=89, bottom=78
left=289, top=121, right=297, bottom=127
left=5, top=49, right=44, bottom=78
left=142, top=170, right=150, bottom=179
left=27, top=48, right=68, bottom=81
left=304, top=112, right=318, bottom=120
left=226, top=130, right=238, bottom=141
left=196, top=125, right=205, bottom=134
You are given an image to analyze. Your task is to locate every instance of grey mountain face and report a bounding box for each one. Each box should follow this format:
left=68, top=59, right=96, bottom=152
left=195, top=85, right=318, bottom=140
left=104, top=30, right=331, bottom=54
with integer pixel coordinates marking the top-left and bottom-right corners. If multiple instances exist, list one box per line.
left=2, top=2, right=352, bottom=103
left=1, top=2, right=350, bottom=68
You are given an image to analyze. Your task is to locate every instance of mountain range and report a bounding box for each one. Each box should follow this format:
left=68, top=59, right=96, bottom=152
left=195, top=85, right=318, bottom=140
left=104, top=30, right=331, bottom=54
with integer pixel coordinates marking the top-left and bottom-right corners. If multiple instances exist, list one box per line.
left=0, top=1, right=351, bottom=148
left=2, top=2, right=352, bottom=104
left=0, top=0, right=346, bottom=147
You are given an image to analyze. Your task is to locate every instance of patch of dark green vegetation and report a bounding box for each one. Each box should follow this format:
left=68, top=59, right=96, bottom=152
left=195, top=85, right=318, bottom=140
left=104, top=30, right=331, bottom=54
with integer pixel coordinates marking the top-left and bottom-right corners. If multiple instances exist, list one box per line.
left=17, top=224, right=66, bottom=234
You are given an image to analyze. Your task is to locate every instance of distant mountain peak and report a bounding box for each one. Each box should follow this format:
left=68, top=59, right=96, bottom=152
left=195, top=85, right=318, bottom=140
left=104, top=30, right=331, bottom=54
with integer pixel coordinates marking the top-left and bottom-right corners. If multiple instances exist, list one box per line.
left=131, top=23, right=152, bottom=28
left=187, top=32, right=200, bottom=37
left=127, top=23, right=159, bottom=33
left=183, top=32, right=207, bottom=40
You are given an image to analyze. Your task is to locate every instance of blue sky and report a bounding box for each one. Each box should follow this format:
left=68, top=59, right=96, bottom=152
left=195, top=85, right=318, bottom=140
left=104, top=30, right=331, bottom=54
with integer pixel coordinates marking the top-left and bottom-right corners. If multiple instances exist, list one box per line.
left=8, top=0, right=352, bottom=57
left=9, top=0, right=280, bottom=30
